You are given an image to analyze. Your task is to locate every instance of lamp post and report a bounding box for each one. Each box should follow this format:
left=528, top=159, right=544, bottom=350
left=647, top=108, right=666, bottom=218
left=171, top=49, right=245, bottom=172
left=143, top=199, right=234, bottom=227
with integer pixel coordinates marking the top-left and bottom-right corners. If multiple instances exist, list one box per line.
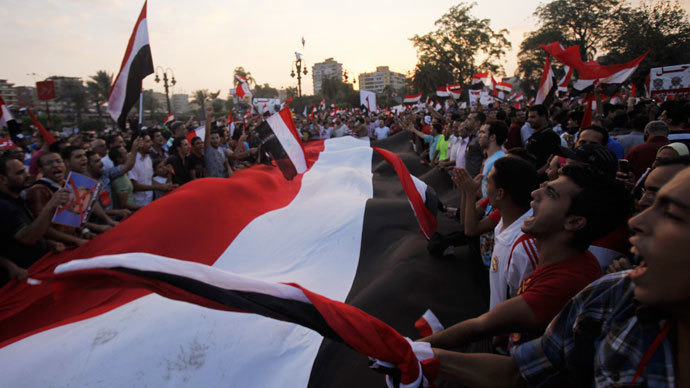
left=290, top=53, right=308, bottom=97
left=154, top=67, right=176, bottom=113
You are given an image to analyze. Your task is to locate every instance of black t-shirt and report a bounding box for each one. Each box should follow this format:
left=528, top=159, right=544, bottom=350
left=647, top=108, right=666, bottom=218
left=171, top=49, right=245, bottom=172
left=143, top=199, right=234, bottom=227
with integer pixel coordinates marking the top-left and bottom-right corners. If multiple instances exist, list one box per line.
left=526, top=127, right=561, bottom=169
left=166, top=154, right=192, bottom=185
left=188, top=153, right=205, bottom=178
left=0, top=191, right=49, bottom=268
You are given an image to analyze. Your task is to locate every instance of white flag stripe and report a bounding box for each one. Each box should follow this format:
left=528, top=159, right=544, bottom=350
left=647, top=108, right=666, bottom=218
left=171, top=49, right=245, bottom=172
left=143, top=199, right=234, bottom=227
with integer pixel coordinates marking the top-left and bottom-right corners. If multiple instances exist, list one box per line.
left=55, top=254, right=311, bottom=304
left=421, top=309, right=444, bottom=333
left=107, top=17, right=149, bottom=121
left=267, top=112, right=307, bottom=174
left=0, top=137, right=374, bottom=387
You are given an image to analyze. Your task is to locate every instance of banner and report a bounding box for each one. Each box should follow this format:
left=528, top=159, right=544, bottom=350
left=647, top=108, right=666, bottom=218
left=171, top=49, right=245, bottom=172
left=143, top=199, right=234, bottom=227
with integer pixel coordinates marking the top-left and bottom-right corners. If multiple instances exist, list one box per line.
left=360, top=90, right=377, bottom=112
left=650, top=64, right=690, bottom=100
left=36, top=80, right=56, bottom=101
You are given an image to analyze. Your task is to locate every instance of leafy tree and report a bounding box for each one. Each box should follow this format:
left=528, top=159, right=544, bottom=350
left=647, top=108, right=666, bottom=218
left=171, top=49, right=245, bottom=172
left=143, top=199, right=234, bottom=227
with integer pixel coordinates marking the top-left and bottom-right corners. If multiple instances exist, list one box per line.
left=253, top=83, right=279, bottom=98
left=191, top=90, right=220, bottom=119
left=285, top=87, right=299, bottom=99
left=55, top=78, right=88, bottom=125
left=233, top=67, right=256, bottom=87
left=409, top=2, right=511, bottom=94
left=517, top=28, right=569, bottom=90
left=600, top=0, right=690, bottom=89
left=86, top=70, right=113, bottom=121
left=142, top=89, right=160, bottom=120
left=532, top=0, right=624, bottom=61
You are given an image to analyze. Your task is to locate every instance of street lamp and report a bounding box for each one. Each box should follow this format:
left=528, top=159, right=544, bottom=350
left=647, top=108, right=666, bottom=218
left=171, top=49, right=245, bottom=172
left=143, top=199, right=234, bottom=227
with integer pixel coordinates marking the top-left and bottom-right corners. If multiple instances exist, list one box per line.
left=154, top=67, right=176, bottom=113
left=290, top=53, right=308, bottom=97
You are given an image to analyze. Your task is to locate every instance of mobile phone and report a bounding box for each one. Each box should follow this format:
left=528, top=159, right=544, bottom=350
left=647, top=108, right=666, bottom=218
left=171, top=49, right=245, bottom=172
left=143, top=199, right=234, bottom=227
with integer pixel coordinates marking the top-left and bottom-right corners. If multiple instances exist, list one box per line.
left=618, top=159, right=630, bottom=174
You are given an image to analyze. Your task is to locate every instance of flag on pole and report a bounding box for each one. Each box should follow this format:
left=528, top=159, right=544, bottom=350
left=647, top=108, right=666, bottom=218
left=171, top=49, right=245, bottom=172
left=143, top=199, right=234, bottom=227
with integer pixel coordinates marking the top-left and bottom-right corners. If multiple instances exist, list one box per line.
left=535, top=56, right=557, bottom=105
left=403, top=93, right=422, bottom=104
left=0, top=97, right=19, bottom=135
left=27, top=108, right=56, bottom=145
left=164, top=113, right=175, bottom=125
left=236, top=82, right=251, bottom=99
left=447, top=84, right=462, bottom=99
left=435, top=86, right=449, bottom=98
left=107, top=1, right=154, bottom=129
left=557, top=65, right=572, bottom=92
left=471, top=72, right=489, bottom=88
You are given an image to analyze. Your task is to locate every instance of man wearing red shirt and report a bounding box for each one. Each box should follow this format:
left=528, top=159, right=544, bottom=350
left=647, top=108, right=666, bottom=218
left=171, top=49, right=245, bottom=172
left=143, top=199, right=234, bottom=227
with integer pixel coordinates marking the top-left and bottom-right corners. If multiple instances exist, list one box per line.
left=420, top=163, right=630, bottom=357
left=626, top=120, right=670, bottom=179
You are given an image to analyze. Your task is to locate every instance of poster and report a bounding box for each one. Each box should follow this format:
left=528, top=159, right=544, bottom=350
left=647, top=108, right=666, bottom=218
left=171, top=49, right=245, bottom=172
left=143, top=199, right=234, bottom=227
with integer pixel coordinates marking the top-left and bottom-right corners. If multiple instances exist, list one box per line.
left=650, top=64, right=690, bottom=100
left=52, top=172, right=101, bottom=228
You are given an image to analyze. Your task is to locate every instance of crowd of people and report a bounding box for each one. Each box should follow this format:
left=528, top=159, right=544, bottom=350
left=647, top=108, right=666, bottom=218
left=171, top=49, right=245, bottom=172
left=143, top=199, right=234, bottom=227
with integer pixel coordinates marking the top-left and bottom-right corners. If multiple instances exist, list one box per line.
left=1, top=91, right=690, bottom=386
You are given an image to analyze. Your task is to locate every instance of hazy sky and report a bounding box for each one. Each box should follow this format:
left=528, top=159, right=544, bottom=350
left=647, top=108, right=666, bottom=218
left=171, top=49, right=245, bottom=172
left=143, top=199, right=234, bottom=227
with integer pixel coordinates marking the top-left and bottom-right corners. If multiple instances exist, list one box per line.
left=2, top=0, right=673, bottom=97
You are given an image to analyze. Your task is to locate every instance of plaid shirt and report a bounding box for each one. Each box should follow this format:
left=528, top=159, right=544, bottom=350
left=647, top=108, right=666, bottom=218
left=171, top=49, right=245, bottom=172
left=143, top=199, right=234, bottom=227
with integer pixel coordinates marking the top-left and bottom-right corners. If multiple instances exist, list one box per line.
left=511, top=271, right=676, bottom=387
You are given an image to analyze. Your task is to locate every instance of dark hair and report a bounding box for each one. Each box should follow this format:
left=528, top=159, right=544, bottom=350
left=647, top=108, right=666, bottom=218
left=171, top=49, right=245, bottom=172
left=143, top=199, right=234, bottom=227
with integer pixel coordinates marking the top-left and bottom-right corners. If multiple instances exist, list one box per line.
left=507, top=147, right=537, bottom=168
left=475, top=112, right=486, bottom=124
left=0, top=155, right=16, bottom=176
left=568, top=110, right=584, bottom=126
left=210, top=130, right=222, bottom=137
left=60, top=145, right=82, bottom=162
left=529, top=104, right=548, bottom=118
left=108, top=146, right=125, bottom=166
left=191, top=136, right=202, bottom=145
left=486, top=120, right=508, bottom=146
left=105, top=133, right=122, bottom=148
left=85, top=150, right=97, bottom=160
left=560, top=163, right=632, bottom=252
left=612, top=112, right=629, bottom=129
left=148, top=128, right=162, bottom=138
left=631, top=114, right=648, bottom=132
left=665, top=102, right=689, bottom=126
left=432, top=122, right=443, bottom=133
left=581, top=125, right=609, bottom=146
left=493, top=156, right=539, bottom=207
left=171, top=136, right=187, bottom=152
left=37, top=152, right=60, bottom=168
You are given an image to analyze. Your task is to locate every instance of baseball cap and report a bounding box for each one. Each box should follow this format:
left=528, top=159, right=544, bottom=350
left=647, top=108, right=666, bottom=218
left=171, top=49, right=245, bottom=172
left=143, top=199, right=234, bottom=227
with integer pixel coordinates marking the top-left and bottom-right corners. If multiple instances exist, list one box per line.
left=556, top=143, right=618, bottom=177
left=659, top=142, right=689, bottom=157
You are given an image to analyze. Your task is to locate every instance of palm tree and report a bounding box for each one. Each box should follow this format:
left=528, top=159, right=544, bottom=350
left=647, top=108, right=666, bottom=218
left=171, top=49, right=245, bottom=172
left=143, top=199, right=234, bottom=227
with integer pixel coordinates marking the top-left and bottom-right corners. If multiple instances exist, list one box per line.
left=56, top=79, right=88, bottom=125
left=191, top=89, right=209, bottom=119
left=86, top=70, right=113, bottom=120
left=233, top=67, right=256, bottom=87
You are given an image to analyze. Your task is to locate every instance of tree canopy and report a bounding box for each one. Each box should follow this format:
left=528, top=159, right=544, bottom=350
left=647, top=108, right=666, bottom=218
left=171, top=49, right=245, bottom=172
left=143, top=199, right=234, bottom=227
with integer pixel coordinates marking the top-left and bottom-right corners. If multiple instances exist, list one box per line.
left=409, top=2, right=511, bottom=95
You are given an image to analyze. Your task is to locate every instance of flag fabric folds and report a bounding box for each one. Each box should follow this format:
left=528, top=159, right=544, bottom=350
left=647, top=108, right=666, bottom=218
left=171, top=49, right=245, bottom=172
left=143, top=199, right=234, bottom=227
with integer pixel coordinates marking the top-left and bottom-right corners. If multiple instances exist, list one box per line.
left=414, top=309, right=444, bottom=338
left=558, top=65, right=572, bottom=92
left=471, top=72, right=488, bottom=87
left=255, top=108, right=307, bottom=181
left=0, top=134, right=467, bottom=387
left=403, top=93, right=422, bottom=104
left=535, top=56, right=557, bottom=105
left=0, top=97, right=20, bottom=136
left=360, top=90, right=377, bottom=112
left=27, top=108, right=56, bottom=145
left=435, top=87, right=449, bottom=98
left=107, top=1, right=154, bottom=129
left=164, top=113, right=175, bottom=125
left=40, top=254, right=428, bottom=388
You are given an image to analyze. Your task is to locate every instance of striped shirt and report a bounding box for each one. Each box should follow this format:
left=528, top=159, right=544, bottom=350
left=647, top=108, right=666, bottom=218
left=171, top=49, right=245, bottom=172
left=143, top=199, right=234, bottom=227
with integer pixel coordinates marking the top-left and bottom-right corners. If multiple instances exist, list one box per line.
left=511, top=271, right=676, bottom=387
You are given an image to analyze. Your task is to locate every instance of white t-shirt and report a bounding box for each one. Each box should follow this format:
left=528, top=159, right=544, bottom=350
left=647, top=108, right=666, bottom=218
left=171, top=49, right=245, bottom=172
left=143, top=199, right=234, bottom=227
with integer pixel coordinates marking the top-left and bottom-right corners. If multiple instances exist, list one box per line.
left=333, top=125, right=349, bottom=138
left=128, top=153, right=154, bottom=207
left=489, top=208, right=538, bottom=310
left=374, top=126, right=390, bottom=140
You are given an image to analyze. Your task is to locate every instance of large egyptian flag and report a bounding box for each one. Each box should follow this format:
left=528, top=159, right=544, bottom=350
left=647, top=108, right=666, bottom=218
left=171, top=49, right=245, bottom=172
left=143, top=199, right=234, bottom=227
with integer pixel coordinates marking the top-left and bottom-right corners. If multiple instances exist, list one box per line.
left=0, top=132, right=487, bottom=387
left=107, top=1, right=154, bottom=129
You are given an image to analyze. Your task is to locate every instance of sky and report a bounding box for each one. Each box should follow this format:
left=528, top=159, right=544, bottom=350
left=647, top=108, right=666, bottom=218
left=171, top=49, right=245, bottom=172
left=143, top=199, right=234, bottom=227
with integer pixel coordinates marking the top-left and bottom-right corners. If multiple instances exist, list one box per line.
left=2, top=0, right=681, bottom=98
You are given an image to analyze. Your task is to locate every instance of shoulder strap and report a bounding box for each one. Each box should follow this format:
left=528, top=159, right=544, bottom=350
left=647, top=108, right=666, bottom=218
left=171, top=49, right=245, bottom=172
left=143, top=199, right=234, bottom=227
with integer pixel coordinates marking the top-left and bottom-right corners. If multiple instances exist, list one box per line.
left=507, top=234, right=536, bottom=269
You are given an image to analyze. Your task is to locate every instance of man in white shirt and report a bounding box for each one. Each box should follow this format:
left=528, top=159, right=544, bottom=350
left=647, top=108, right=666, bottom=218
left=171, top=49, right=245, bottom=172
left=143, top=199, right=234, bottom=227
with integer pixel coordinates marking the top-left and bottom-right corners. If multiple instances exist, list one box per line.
left=128, top=134, right=174, bottom=207
left=373, top=120, right=390, bottom=140
left=333, top=119, right=349, bottom=137
left=486, top=156, right=540, bottom=310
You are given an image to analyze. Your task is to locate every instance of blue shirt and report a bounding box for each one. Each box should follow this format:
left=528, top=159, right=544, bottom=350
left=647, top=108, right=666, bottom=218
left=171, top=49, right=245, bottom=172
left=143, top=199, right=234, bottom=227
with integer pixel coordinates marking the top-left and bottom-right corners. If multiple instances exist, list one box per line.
left=511, top=271, right=676, bottom=387
left=607, top=138, right=624, bottom=159
left=423, top=134, right=441, bottom=161
left=481, top=150, right=505, bottom=198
